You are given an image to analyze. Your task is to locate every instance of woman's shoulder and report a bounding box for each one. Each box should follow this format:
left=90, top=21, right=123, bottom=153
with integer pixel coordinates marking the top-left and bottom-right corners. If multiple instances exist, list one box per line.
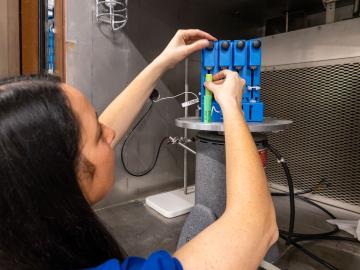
left=86, top=250, right=183, bottom=270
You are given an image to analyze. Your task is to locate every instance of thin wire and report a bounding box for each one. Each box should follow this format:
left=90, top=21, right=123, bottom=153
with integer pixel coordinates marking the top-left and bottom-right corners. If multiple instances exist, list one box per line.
left=120, top=90, right=198, bottom=177
left=153, top=91, right=198, bottom=103
left=120, top=101, right=169, bottom=177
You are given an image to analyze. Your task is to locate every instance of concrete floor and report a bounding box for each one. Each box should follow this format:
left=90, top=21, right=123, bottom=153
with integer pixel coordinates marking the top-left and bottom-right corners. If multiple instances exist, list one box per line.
left=96, top=199, right=186, bottom=256
left=96, top=195, right=360, bottom=269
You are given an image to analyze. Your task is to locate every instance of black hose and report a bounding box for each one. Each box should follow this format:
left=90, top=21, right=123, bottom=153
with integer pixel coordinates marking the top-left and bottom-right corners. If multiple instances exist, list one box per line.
left=271, top=188, right=312, bottom=197
left=292, top=235, right=360, bottom=243
left=120, top=101, right=169, bottom=177
left=266, top=142, right=360, bottom=270
left=265, top=142, right=296, bottom=245
left=279, top=233, right=339, bottom=270
left=298, top=196, right=336, bottom=219
left=279, top=195, right=339, bottom=239
left=280, top=228, right=339, bottom=239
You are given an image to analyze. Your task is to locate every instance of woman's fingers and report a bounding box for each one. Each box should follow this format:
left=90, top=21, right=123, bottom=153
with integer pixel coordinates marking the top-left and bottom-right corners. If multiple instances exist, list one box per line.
left=204, top=70, right=235, bottom=93
left=204, top=71, right=245, bottom=109
left=212, top=69, right=236, bottom=81
left=157, top=29, right=217, bottom=70
left=181, top=29, right=217, bottom=54
left=186, top=39, right=211, bottom=54
left=181, top=29, right=217, bottom=43
left=213, top=79, right=225, bottom=85
left=204, top=81, right=221, bottom=95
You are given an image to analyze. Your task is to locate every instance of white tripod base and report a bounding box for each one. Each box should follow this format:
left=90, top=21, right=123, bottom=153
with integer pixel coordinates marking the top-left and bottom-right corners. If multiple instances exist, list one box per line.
left=145, top=186, right=195, bottom=218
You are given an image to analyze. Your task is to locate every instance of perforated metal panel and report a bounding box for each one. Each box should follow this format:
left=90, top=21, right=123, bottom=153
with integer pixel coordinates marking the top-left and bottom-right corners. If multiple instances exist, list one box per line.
left=262, top=62, right=360, bottom=207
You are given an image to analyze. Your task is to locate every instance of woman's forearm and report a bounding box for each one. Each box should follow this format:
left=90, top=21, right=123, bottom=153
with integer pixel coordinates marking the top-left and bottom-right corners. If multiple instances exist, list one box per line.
left=221, top=105, right=278, bottom=267
left=99, top=57, right=167, bottom=146
left=99, top=29, right=215, bottom=147
left=175, top=104, right=278, bottom=270
left=222, top=104, right=274, bottom=217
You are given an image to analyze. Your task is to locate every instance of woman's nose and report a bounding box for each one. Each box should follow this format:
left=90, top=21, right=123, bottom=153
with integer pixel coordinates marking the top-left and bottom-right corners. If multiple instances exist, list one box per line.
left=103, top=125, right=116, bottom=145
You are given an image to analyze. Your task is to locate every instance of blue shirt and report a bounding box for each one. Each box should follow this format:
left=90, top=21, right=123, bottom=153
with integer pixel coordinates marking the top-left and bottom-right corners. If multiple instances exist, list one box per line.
left=86, top=250, right=183, bottom=270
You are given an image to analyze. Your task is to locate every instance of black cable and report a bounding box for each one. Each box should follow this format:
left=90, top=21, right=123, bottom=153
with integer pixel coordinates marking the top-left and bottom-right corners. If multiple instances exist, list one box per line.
left=265, top=142, right=296, bottom=245
left=297, top=196, right=336, bottom=219
left=279, top=195, right=339, bottom=239
left=279, top=234, right=339, bottom=270
left=292, top=235, right=360, bottom=243
left=120, top=100, right=169, bottom=177
left=271, top=188, right=313, bottom=197
left=266, top=142, right=358, bottom=270
left=285, top=196, right=358, bottom=243
left=280, top=228, right=339, bottom=239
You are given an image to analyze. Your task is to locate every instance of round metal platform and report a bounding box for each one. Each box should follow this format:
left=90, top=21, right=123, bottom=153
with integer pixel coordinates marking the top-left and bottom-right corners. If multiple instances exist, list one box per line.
left=175, top=117, right=293, bottom=133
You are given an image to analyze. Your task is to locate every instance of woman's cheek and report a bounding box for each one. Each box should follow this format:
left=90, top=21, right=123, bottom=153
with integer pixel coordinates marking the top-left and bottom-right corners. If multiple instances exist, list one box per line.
left=104, top=145, right=116, bottom=187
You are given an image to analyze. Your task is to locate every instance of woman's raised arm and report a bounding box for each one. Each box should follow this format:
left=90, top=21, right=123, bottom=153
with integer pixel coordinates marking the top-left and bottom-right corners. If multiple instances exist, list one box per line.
left=174, top=70, right=279, bottom=270
left=99, top=29, right=216, bottom=147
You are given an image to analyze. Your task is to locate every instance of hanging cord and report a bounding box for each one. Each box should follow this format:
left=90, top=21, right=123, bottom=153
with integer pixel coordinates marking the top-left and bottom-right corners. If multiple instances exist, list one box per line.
left=120, top=100, right=169, bottom=177
left=266, top=142, right=359, bottom=270
left=121, top=90, right=199, bottom=177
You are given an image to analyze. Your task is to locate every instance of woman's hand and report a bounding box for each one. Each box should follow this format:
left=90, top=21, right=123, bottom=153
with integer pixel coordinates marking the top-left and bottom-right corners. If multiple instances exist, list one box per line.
left=156, top=29, right=217, bottom=70
left=204, top=69, right=246, bottom=112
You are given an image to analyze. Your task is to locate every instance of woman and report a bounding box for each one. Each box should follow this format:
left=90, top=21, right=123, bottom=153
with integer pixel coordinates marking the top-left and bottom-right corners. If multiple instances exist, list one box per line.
left=0, top=29, right=278, bottom=270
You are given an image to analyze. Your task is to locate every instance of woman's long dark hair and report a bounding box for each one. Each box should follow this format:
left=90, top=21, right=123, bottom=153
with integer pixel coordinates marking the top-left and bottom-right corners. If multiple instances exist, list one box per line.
left=0, top=76, right=125, bottom=269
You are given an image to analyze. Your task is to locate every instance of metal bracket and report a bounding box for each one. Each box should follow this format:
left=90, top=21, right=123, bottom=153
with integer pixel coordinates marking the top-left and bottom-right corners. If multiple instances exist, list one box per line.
left=169, top=136, right=196, bottom=156
left=277, top=157, right=287, bottom=164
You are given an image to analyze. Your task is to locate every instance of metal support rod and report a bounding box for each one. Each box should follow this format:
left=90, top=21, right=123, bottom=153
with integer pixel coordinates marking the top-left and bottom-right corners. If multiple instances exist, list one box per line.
left=178, top=141, right=197, bottom=156
left=184, top=59, right=189, bottom=194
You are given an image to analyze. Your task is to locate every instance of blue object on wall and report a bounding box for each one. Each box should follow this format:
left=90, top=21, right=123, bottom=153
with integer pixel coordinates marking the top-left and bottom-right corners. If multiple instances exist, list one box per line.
left=47, top=26, right=55, bottom=74
left=200, top=39, right=264, bottom=122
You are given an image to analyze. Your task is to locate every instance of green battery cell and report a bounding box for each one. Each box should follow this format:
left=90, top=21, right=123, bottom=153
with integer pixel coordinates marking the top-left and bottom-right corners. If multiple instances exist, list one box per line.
left=204, top=74, right=213, bottom=123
